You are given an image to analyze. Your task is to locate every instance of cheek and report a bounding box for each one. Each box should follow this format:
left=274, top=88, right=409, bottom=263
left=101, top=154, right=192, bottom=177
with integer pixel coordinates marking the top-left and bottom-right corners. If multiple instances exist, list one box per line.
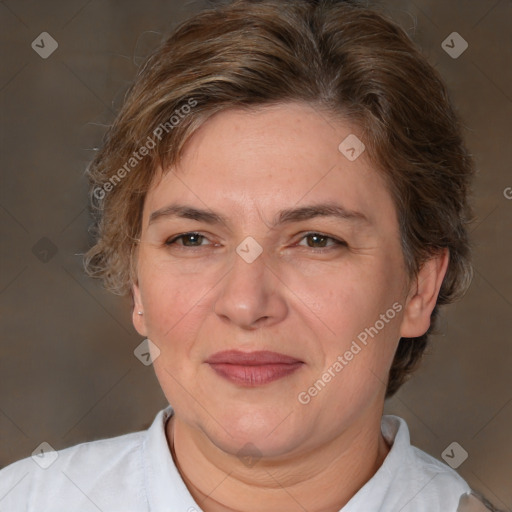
left=286, top=258, right=394, bottom=331
left=138, top=242, right=404, bottom=350
left=290, top=256, right=404, bottom=379
left=139, top=258, right=215, bottom=336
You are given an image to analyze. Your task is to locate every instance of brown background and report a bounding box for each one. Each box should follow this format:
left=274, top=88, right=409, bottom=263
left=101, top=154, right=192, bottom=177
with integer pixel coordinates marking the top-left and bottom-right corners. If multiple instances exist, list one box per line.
left=0, top=0, right=511, bottom=509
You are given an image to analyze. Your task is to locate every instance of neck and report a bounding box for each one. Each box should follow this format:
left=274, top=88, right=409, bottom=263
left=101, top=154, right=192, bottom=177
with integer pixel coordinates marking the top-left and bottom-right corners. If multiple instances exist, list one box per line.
left=166, top=409, right=390, bottom=512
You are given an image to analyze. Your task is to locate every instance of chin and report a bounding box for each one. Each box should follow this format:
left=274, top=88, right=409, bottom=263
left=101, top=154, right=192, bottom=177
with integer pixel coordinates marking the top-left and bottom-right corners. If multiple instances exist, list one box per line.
left=201, top=406, right=310, bottom=458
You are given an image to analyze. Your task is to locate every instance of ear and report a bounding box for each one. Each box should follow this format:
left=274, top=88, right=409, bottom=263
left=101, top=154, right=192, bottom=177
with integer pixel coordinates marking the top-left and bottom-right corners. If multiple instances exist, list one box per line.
left=132, top=282, right=148, bottom=337
left=399, top=248, right=450, bottom=338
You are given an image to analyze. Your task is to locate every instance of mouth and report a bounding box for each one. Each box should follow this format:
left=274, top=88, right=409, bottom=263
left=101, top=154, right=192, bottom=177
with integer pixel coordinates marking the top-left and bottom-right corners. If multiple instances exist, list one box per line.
left=205, top=350, right=304, bottom=387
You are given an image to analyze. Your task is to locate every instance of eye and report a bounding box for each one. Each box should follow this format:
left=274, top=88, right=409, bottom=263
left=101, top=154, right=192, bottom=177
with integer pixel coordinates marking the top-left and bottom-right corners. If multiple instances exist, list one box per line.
left=163, top=232, right=346, bottom=251
left=165, top=232, right=212, bottom=247
left=296, top=232, right=347, bottom=249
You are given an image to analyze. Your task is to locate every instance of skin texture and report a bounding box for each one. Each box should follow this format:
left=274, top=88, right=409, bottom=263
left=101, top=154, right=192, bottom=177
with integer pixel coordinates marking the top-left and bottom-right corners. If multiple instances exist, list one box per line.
left=132, top=102, right=449, bottom=512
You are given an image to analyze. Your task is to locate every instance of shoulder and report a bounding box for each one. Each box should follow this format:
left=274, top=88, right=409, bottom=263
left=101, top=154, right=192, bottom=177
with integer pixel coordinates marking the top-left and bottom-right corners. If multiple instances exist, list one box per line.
left=0, top=429, right=148, bottom=512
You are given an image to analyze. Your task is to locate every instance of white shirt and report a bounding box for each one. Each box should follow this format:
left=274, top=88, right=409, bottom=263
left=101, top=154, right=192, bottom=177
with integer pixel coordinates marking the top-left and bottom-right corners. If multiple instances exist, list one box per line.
left=0, top=405, right=473, bottom=512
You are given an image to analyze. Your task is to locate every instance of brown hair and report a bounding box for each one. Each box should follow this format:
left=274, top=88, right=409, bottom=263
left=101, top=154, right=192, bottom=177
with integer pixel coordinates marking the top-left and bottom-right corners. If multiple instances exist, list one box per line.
left=84, top=0, right=475, bottom=397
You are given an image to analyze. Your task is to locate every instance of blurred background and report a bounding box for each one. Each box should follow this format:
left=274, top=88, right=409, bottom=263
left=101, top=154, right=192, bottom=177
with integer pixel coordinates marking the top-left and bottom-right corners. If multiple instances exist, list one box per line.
left=0, top=0, right=511, bottom=508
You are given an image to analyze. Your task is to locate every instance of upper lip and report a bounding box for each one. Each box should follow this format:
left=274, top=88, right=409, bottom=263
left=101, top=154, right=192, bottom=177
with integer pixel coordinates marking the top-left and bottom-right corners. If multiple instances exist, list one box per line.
left=205, top=350, right=302, bottom=365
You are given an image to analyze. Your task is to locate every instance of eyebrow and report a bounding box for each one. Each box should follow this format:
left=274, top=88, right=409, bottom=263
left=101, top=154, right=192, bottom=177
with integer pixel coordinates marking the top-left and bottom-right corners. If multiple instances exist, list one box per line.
left=148, top=201, right=370, bottom=229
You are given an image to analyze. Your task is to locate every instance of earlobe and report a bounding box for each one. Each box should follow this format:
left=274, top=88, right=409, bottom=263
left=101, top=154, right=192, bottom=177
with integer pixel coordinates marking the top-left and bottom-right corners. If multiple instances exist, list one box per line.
left=132, top=283, right=148, bottom=336
left=399, top=248, right=450, bottom=338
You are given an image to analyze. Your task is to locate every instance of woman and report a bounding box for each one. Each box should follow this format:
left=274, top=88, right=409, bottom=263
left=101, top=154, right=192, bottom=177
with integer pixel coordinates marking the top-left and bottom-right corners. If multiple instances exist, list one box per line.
left=0, top=0, right=499, bottom=510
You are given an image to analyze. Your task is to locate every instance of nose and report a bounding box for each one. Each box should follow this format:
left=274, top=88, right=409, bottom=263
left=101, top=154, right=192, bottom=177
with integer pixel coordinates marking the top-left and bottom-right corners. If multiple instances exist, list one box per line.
left=213, top=245, right=288, bottom=330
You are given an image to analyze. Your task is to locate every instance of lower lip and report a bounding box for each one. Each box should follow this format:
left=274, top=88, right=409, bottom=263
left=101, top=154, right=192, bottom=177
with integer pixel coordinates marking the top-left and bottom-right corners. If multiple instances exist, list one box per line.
left=208, top=362, right=303, bottom=386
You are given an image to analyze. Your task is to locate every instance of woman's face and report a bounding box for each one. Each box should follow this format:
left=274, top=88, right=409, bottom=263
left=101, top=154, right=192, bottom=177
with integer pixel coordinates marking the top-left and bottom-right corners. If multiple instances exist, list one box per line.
left=132, top=102, right=425, bottom=457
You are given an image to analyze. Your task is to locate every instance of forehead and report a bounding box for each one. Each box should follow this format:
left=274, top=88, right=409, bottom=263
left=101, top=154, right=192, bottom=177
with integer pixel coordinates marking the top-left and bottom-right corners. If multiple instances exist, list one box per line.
left=143, top=102, right=396, bottom=230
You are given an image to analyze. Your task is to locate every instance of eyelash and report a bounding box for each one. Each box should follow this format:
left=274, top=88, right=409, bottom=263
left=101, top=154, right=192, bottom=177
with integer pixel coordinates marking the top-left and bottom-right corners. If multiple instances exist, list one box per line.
left=164, top=232, right=347, bottom=251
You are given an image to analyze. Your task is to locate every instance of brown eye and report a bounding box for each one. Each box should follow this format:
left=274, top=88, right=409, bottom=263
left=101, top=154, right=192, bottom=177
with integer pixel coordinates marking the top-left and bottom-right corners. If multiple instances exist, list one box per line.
left=166, top=233, right=208, bottom=247
left=297, top=233, right=347, bottom=249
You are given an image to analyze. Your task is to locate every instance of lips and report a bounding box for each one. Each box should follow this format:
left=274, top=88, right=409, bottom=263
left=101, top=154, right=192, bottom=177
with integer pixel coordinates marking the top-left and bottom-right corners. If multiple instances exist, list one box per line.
left=206, top=350, right=302, bottom=365
left=205, top=350, right=304, bottom=386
